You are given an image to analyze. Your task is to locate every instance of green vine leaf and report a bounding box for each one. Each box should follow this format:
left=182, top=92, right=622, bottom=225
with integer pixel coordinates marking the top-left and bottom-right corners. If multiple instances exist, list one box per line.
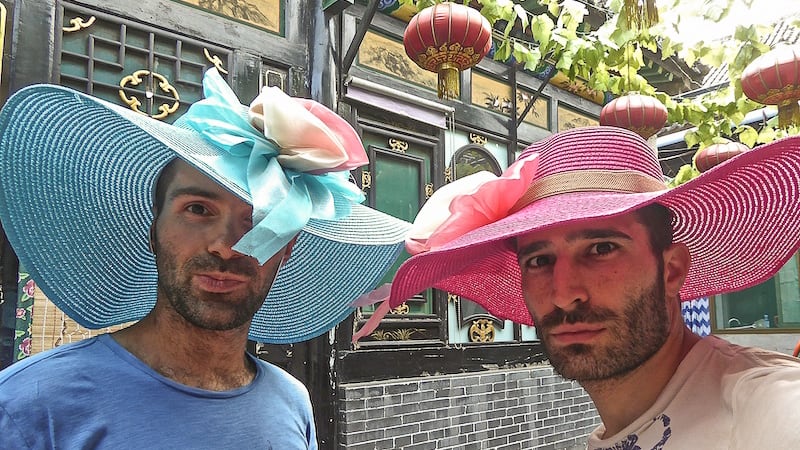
left=402, top=0, right=798, bottom=147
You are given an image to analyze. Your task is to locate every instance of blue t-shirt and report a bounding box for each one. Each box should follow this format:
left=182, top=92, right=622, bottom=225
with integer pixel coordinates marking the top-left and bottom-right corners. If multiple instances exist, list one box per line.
left=0, top=334, right=317, bottom=449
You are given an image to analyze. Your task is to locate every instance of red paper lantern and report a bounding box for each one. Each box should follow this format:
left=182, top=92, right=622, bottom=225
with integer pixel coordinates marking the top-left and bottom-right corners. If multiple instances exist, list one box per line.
left=599, top=93, right=668, bottom=139
left=694, top=141, right=749, bottom=173
left=403, top=2, right=492, bottom=100
left=741, top=46, right=800, bottom=128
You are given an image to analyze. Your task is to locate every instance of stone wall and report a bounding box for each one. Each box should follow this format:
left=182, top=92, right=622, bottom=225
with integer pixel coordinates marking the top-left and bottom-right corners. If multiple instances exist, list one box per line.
left=338, top=365, right=600, bottom=449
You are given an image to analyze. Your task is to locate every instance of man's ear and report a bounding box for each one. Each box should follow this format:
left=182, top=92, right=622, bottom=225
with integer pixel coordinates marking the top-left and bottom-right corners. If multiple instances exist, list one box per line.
left=149, top=225, right=157, bottom=254
left=662, top=242, right=690, bottom=300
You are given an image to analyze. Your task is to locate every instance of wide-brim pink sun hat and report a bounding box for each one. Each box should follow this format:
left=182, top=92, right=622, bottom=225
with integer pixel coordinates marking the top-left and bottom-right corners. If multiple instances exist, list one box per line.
left=358, top=126, right=800, bottom=333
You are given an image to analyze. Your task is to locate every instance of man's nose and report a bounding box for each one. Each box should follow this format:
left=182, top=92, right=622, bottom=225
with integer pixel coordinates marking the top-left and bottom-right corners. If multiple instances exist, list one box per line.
left=550, top=257, right=589, bottom=310
left=207, top=219, right=247, bottom=260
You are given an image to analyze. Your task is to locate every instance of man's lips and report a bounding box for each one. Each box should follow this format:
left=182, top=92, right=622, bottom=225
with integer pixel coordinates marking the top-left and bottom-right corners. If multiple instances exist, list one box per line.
left=548, top=324, right=606, bottom=345
left=194, top=272, right=248, bottom=293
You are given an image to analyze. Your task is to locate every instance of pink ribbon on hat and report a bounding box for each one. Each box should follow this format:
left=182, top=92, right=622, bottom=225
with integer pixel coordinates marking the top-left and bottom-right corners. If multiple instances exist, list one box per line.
left=352, top=152, right=540, bottom=343
left=249, top=87, right=368, bottom=174
left=405, top=152, right=540, bottom=255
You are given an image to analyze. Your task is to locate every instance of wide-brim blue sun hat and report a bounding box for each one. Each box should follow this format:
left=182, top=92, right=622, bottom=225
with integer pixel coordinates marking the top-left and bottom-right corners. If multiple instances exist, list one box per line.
left=0, top=71, right=410, bottom=344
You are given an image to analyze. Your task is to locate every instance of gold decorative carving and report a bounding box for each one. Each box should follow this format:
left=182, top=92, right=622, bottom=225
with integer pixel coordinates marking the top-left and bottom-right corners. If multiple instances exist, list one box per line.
left=444, top=166, right=453, bottom=184
left=469, top=318, right=495, bottom=343
left=388, top=138, right=408, bottom=153
left=63, top=16, right=96, bottom=32
left=203, top=48, right=228, bottom=74
left=361, top=171, right=372, bottom=190
left=119, top=70, right=180, bottom=120
left=425, top=183, right=434, bottom=199
left=447, top=292, right=460, bottom=303
left=390, top=303, right=410, bottom=315
left=370, top=328, right=424, bottom=341
left=469, top=133, right=488, bottom=145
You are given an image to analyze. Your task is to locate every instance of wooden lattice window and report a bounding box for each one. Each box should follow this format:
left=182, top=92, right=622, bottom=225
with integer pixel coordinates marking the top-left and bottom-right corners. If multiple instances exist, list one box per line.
left=58, top=1, right=233, bottom=122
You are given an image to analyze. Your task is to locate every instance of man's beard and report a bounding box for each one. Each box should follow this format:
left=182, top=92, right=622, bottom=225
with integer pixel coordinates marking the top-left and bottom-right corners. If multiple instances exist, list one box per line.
left=154, top=237, right=274, bottom=331
left=532, top=264, right=669, bottom=382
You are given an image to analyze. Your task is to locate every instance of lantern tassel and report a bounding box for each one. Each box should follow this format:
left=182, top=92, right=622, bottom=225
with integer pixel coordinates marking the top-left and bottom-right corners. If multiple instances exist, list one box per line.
left=623, top=0, right=659, bottom=31
left=645, top=0, right=659, bottom=26
left=438, top=63, right=460, bottom=100
left=777, top=100, right=800, bottom=128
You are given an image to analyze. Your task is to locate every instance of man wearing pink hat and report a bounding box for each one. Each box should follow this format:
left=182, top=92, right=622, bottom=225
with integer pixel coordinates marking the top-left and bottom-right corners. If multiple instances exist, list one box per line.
left=356, top=126, right=800, bottom=448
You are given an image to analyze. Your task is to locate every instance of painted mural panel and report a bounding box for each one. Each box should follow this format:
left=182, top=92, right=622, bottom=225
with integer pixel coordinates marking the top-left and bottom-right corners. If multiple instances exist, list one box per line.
left=358, top=30, right=437, bottom=92
left=557, top=105, right=599, bottom=131
left=471, top=73, right=549, bottom=129
left=172, top=0, right=281, bottom=34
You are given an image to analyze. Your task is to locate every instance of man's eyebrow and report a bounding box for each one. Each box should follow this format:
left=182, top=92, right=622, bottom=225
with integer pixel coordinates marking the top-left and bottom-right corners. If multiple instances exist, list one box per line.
left=167, top=186, right=221, bottom=201
left=516, top=240, right=549, bottom=257
left=567, top=228, right=633, bottom=242
left=516, top=228, right=633, bottom=257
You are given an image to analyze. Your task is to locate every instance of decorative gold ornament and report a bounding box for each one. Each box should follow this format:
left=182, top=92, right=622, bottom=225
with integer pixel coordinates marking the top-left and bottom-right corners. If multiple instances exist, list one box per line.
left=63, top=16, right=96, bottom=33
left=447, top=292, right=460, bottom=303
left=469, top=318, right=495, bottom=343
left=425, top=183, right=434, bottom=199
left=444, top=166, right=453, bottom=184
left=203, top=48, right=228, bottom=74
left=370, top=328, right=424, bottom=341
left=361, top=170, right=372, bottom=190
left=469, top=133, right=487, bottom=145
left=119, top=70, right=180, bottom=120
left=390, top=303, right=410, bottom=315
left=388, top=138, right=408, bottom=153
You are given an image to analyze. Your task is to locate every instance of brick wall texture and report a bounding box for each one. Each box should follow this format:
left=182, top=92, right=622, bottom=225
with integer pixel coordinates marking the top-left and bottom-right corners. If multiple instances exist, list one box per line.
left=337, top=365, right=601, bottom=449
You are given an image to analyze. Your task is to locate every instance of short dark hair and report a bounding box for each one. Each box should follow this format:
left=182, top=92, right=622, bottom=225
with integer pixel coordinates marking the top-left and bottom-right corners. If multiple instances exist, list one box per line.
left=634, top=203, right=674, bottom=254
left=152, top=158, right=180, bottom=218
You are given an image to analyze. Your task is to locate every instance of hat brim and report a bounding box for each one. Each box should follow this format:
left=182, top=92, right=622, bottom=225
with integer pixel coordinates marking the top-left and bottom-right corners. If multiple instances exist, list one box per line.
left=388, top=135, right=800, bottom=325
left=0, top=85, right=409, bottom=343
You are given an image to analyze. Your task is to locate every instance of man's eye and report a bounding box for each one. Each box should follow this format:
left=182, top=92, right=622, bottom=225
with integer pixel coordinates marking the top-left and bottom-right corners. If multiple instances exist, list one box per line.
left=186, top=204, right=208, bottom=215
left=526, top=255, right=553, bottom=268
left=590, top=242, right=617, bottom=255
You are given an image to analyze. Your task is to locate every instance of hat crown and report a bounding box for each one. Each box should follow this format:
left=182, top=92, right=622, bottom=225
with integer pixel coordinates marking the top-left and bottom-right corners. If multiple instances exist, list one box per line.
left=519, top=126, right=664, bottom=181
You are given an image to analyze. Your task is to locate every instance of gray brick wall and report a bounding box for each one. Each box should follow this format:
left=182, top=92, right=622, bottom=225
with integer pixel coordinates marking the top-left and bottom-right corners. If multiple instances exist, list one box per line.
left=338, top=365, right=600, bottom=449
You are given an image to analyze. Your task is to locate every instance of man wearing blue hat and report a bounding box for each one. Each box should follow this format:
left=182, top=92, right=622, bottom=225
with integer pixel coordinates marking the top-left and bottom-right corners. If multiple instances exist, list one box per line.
left=0, top=68, right=409, bottom=448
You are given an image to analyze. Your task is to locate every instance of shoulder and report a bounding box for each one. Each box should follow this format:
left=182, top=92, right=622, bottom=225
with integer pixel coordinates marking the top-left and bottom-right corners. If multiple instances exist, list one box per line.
left=701, top=339, right=800, bottom=412
left=699, top=335, right=800, bottom=370
left=0, top=335, right=117, bottom=402
left=253, top=358, right=309, bottom=396
left=250, top=357, right=314, bottom=420
left=689, top=338, right=800, bottom=446
left=0, top=336, right=105, bottom=384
